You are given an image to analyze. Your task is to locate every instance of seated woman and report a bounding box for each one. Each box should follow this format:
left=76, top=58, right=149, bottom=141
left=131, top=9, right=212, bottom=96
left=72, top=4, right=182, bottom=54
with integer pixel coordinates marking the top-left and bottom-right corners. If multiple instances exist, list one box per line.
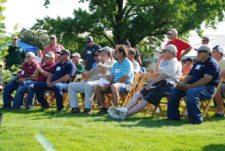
left=108, top=44, right=182, bottom=120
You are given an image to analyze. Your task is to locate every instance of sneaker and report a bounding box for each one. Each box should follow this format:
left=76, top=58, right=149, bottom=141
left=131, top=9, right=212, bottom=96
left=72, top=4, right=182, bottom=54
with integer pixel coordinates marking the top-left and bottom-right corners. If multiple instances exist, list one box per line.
left=71, top=107, right=80, bottom=113
left=214, top=112, right=224, bottom=118
left=108, top=106, right=127, bottom=120
left=97, top=108, right=108, bottom=115
left=83, top=108, right=91, bottom=115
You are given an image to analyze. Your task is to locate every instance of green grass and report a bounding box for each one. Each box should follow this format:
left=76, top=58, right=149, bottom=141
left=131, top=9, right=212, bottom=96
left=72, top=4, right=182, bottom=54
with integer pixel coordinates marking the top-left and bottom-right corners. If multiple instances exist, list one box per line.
left=0, top=106, right=225, bottom=151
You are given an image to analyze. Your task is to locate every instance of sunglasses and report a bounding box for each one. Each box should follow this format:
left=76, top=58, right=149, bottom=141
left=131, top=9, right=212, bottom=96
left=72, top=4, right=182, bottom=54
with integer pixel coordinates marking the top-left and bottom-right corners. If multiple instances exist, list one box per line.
left=198, top=50, right=208, bottom=53
left=50, top=37, right=55, bottom=40
left=13, top=38, right=17, bottom=40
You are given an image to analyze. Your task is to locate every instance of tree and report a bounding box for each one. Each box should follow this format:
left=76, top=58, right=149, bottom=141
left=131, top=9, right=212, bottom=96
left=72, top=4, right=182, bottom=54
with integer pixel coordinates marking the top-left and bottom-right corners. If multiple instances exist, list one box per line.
left=42, top=0, right=225, bottom=48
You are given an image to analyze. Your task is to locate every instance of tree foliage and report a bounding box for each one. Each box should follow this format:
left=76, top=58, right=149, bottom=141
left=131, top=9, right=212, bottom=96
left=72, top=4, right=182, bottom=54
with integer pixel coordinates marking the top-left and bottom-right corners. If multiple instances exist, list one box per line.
left=42, top=0, right=225, bottom=47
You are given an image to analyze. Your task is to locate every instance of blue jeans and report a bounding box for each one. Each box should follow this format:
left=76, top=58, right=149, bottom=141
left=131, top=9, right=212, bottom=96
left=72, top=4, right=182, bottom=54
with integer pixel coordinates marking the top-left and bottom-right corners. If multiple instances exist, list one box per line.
left=167, top=86, right=216, bottom=124
left=3, top=80, right=20, bottom=108
left=12, top=82, right=35, bottom=109
left=34, top=82, right=68, bottom=110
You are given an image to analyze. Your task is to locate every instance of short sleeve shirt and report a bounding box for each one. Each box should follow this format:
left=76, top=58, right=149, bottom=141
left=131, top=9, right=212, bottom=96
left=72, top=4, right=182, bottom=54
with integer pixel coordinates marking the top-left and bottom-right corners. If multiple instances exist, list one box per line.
left=18, top=62, right=39, bottom=79
left=188, top=57, right=220, bottom=86
left=37, top=62, right=56, bottom=82
left=51, top=60, right=76, bottom=82
left=111, top=58, right=134, bottom=85
left=83, top=44, right=101, bottom=71
left=166, top=39, right=191, bottom=61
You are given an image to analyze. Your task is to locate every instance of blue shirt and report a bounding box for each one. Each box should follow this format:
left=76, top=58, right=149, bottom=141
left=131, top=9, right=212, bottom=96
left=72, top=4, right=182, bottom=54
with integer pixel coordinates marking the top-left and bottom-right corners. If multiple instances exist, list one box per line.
left=51, top=60, right=76, bottom=83
left=188, top=57, right=220, bottom=86
left=112, top=57, right=134, bottom=85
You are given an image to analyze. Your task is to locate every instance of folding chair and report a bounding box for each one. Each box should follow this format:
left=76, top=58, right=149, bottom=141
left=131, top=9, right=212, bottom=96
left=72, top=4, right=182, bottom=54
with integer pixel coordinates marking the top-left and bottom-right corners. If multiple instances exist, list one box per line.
left=202, top=78, right=224, bottom=120
left=104, top=73, right=142, bottom=107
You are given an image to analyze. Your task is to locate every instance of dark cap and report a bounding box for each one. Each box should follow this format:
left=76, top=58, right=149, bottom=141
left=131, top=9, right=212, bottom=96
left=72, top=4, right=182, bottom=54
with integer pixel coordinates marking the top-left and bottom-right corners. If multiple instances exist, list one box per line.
left=123, top=40, right=131, bottom=47
left=184, top=57, right=193, bottom=62
left=93, top=51, right=100, bottom=56
left=86, top=36, right=94, bottom=43
left=57, top=49, right=70, bottom=56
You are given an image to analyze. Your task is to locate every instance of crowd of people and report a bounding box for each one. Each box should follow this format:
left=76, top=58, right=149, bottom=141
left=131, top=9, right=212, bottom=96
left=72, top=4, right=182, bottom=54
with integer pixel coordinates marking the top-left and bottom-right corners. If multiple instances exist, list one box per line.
left=1, top=28, right=225, bottom=124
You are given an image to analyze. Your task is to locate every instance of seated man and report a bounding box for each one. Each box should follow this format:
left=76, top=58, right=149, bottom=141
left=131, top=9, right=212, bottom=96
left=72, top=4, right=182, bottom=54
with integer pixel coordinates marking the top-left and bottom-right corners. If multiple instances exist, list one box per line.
left=167, top=45, right=220, bottom=124
left=2, top=52, right=39, bottom=109
left=108, top=45, right=181, bottom=120
left=68, top=46, right=116, bottom=114
left=12, top=52, right=56, bottom=109
left=212, top=45, right=225, bottom=117
left=182, top=57, right=193, bottom=77
left=94, top=45, right=134, bottom=114
left=34, top=49, right=76, bottom=111
left=71, top=52, right=85, bottom=81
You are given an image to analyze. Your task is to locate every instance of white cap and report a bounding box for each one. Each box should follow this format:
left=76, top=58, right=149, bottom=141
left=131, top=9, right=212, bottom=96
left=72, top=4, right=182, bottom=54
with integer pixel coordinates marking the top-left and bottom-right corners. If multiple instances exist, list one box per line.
left=167, top=28, right=178, bottom=36
left=26, top=52, right=35, bottom=58
left=71, top=52, right=81, bottom=58
left=217, top=46, right=225, bottom=55
left=99, top=46, right=113, bottom=55
left=162, top=44, right=178, bottom=54
left=44, top=51, right=55, bottom=58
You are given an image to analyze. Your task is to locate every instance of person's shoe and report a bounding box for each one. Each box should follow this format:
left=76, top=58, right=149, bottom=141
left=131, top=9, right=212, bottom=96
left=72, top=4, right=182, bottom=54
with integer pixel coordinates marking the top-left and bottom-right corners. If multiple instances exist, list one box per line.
left=71, top=107, right=80, bottom=113
left=26, top=105, right=33, bottom=110
left=97, top=108, right=108, bottom=115
left=56, top=108, right=66, bottom=113
left=41, top=104, right=49, bottom=110
left=214, top=112, right=224, bottom=118
left=2, top=105, right=11, bottom=109
left=82, top=108, right=91, bottom=115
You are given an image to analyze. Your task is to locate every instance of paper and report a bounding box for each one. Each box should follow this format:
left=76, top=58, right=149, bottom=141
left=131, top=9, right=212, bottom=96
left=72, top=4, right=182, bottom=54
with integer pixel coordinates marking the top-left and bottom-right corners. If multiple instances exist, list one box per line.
left=98, top=78, right=110, bottom=86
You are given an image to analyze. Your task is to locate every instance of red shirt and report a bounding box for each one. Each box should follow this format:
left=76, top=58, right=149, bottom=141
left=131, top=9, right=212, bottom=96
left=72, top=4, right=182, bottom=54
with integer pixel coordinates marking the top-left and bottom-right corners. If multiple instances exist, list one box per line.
left=166, top=38, right=191, bottom=61
left=18, top=62, right=39, bottom=78
left=43, top=44, right=64, bottom=62
left=37, top=62, right=56, bottom=82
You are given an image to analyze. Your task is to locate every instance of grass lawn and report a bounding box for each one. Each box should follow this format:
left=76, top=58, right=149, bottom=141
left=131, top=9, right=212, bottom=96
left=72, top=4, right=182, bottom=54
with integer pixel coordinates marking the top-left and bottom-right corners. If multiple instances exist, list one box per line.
left=0, top=105, right=225, bottom=151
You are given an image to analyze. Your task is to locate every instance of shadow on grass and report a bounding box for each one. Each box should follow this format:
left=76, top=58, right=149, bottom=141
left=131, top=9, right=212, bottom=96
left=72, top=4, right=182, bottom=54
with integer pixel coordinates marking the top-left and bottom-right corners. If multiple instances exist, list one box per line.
left=201, top=144, right=225, bottom=151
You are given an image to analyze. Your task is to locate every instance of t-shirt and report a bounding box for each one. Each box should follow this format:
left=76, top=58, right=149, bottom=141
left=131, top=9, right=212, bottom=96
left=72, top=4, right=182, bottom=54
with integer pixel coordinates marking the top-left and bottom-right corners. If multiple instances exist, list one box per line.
left=131, top=60, right=140, bottom=73
left=51, top=60, right=76, bottom=83
left=37, top=62, right=55, bottom=82
left=6, top=45, right=26, bottom=69
left=83, top=44, right=101, bottom=71
left=18, top=62, right=39, bottom=79
left=166, top=39, right=191, bottom=61
left=76, top=63, right=85, bottom=74
left=159, top=58, right=182, bottom=85
left=111, top=58, right=134, bottom=85
left=43, top=44, right=64, bottom=62
left=219, top=58, right=225, bottom=71
left=188, top=57, right=220, bottom=86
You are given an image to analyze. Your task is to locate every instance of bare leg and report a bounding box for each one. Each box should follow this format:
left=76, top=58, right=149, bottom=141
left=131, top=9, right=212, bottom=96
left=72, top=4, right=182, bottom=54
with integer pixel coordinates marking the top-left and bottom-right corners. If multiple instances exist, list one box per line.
left=127, top=99, right=148, bottom=116
left=111, top=84, right=120, bottom=106
left=126, top=92, right=144, bottom=110
left=214, top=89, right=224, bottom=113
left=94, top=85, right=106, bottom=108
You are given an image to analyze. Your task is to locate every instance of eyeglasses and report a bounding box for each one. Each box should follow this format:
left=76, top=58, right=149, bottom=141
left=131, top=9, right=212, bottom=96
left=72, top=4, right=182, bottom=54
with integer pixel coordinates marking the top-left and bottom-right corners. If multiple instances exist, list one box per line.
left=167, top=33, right=173, bottom=35
left=202, top=39, right=208, bottom=42
left=12, top=38, right=17, bottom=40
left=198, top=50, right=208, bottom=53
left=50, top=37, right=55, bottom=40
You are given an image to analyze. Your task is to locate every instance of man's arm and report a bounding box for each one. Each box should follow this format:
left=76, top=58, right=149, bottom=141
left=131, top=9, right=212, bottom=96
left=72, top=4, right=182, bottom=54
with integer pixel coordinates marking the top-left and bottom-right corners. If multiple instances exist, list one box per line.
left=187, top=74, right=213, bottom=89
left=181, top=47, right=192, bottom=58
left=52, top=74, right=71, bottom=84
left=116, top=75, right=129, bottom=83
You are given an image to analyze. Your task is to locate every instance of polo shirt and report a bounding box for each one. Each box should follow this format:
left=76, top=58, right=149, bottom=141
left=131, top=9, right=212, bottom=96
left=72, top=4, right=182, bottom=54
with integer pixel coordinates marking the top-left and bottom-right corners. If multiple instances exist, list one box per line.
left=51, top=60, right=76, bottom=82
left=18, top=62, right=39, bottom=79
left=37, top=62, right=56, bottom=82
left=83, top=44, right=101, bottom=71
left=43, top=44, right=64, bottom=62
left=111, top=57, right=134, bottom=85
left=188, top=57, right=220, bottom=86
left=166, top=38, right=191, bottom=61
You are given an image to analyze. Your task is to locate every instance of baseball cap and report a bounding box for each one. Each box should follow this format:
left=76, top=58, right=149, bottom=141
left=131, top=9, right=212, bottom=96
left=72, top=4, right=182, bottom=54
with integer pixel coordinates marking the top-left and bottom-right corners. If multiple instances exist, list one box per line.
left=167, top=28, right=178, bottom=36
left=213, top=45, right=225, bottom=55
left=93, top=51, right=100, bottom=56
left=162, top=44, right=178, bottom=54
left=44, top=51, right=55, bottom=58
left=194, top=45, right=211, bottom=52
left=57, top=49, right=70, bottom=56
left=26, top=52, right=35, bottom=58
left=99, top=46, right=113, bottom=55
left=71, top=52, right=81, bottom=58
left=50, top=35, right=56, bottom=39
left=123, top=40, right=131, bottom=47
left=86, top=36, right=94, bottom=43
left=184, top=57, right=193, bottom=62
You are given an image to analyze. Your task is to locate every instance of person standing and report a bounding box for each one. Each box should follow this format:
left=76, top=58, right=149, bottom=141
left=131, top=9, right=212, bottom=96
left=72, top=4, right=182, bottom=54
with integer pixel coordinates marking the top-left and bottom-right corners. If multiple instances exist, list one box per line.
left=5, top=36, right=26, bottom=69
left=166, top=28, right=192, bottom=61
left=83, top=36, right=101, bottom=71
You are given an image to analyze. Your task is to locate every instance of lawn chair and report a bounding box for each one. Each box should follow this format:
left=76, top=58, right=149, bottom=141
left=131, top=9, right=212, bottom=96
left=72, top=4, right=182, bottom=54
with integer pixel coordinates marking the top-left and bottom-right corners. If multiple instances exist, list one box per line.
left=202, top=78, right=224, bottom=120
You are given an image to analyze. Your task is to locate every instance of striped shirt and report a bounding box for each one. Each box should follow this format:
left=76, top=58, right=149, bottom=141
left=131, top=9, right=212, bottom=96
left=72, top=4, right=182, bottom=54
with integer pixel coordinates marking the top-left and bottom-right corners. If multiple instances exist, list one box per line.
left=112, top=57, right=134, bottom=84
